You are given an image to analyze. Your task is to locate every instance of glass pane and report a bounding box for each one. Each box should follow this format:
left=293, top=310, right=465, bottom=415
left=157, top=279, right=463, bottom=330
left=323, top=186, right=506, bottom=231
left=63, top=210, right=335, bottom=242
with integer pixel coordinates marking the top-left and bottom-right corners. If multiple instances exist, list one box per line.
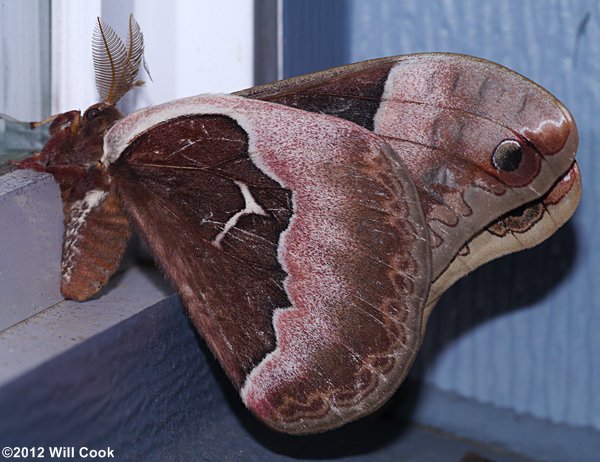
left=0, top=0, right=51, bottom=163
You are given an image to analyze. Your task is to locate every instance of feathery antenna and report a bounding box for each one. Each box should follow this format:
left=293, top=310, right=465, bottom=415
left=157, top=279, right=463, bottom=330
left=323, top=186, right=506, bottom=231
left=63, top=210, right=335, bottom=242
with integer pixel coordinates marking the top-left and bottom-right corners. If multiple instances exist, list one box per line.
left=92, top=14, right=146, bottom=105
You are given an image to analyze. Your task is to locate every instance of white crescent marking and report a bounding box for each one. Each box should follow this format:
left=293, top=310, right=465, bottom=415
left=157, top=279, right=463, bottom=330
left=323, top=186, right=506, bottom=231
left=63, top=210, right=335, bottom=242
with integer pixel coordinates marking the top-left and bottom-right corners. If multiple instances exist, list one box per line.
left=212, top=181, right=267, bottom=248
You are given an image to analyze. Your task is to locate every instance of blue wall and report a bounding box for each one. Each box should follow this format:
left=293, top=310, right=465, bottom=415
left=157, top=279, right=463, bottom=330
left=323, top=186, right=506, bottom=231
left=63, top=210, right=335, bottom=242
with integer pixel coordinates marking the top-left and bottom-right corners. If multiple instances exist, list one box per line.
left=284, top=0, right=600, bottom=432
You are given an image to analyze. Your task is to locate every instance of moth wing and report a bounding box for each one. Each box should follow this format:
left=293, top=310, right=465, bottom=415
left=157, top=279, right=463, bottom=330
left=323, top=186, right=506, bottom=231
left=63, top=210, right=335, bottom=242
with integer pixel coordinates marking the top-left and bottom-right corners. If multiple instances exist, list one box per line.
left=238, top=53, right=578, bottom=280
left=424, top=162, right=581, bottom=326
left=104, top=95, right=431, bottom=434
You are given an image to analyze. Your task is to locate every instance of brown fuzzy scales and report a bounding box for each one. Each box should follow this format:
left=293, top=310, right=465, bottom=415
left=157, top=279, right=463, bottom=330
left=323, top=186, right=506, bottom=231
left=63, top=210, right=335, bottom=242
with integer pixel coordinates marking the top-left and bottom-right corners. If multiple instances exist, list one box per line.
left=111, top=114, right=293, bottom=385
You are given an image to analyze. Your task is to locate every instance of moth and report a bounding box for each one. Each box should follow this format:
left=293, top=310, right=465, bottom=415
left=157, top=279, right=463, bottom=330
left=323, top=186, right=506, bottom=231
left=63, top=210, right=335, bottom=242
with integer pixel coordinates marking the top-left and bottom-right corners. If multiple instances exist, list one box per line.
left=15, top=17, right=580, bottom=434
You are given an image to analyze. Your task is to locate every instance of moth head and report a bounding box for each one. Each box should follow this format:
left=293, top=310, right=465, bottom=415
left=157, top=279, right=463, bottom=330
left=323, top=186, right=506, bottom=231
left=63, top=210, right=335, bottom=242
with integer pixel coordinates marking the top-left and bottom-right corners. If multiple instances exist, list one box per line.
left=80, top=103, right=123, bottom=139
left=17, top=15, right=145, bottom=174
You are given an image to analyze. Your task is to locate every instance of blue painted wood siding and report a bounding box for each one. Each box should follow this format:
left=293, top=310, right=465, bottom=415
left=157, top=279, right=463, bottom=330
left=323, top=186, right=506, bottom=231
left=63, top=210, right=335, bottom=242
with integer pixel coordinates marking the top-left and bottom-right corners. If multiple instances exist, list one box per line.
left=283, top=0, right=599, bottom=431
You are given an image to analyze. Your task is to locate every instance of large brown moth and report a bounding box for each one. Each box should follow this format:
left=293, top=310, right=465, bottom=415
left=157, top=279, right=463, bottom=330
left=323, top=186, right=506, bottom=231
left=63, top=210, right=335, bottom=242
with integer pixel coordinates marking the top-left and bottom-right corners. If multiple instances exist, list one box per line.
left=14, top=17, right=580, bottom=435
